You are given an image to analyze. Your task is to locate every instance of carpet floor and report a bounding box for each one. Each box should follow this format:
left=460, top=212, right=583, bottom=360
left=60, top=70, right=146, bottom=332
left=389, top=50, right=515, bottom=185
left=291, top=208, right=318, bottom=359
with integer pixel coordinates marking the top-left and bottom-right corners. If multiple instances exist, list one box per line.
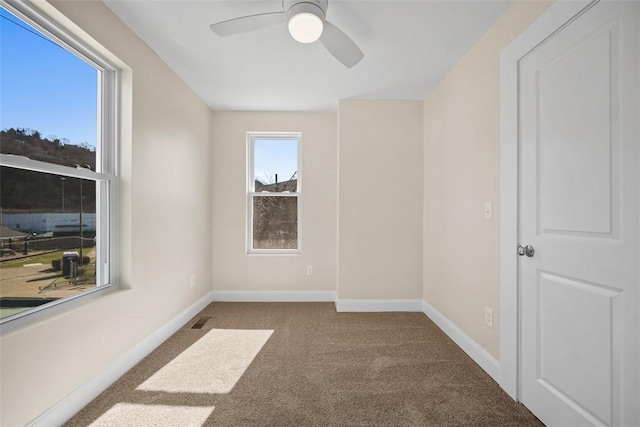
left=66, top=302, right=543, bottom=426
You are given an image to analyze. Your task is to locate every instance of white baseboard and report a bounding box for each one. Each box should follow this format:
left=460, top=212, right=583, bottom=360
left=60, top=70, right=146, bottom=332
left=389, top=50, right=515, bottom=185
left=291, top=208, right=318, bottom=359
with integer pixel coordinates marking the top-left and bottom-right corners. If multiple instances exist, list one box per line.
left=336, top=298, right=423, bottom=312
left=28, top=292, right=500, bottom=426
left=212, top=292, right=423, bottom=313
left=212, top=290, right=337, bottom=303
left=28, top=291, right=215, bottom=427
left=422, top=300, right=501, bottom=383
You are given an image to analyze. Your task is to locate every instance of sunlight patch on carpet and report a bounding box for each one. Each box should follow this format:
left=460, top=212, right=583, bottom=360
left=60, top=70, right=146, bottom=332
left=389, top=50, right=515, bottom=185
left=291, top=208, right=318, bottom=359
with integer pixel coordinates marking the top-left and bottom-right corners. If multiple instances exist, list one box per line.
left=88, top=403, right=214, bottom=427
left=137, top=328, right=273, bottom=394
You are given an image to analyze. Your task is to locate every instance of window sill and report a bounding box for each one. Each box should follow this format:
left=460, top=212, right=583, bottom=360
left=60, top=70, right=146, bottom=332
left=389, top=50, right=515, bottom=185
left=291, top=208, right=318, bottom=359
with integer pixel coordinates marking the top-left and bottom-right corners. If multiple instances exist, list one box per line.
left=0, top=283, right=120, bottom=336
left=247, top=251, right=302, bottom=256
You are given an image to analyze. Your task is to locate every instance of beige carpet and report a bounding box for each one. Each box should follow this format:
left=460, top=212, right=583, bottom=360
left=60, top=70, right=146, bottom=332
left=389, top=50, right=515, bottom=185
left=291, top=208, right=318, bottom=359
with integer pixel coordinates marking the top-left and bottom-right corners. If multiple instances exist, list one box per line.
left=66, top=302, right=543, bottom=426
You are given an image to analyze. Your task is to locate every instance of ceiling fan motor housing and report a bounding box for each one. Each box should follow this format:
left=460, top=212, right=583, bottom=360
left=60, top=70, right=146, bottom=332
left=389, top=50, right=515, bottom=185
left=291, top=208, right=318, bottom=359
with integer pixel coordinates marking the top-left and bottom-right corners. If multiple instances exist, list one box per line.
left=285, top=0, right=328, bottom=21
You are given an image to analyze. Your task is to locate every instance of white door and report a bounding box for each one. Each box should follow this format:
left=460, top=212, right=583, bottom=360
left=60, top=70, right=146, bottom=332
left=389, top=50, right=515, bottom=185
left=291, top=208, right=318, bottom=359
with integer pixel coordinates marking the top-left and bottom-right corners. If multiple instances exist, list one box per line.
left=519, top=1, right=639, bottom=426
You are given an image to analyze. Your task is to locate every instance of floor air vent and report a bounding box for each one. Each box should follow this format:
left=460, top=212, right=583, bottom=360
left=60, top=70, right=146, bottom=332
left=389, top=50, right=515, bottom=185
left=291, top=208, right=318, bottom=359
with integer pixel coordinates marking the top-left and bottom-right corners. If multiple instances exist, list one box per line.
left=191, top=316, right=211, bottom=329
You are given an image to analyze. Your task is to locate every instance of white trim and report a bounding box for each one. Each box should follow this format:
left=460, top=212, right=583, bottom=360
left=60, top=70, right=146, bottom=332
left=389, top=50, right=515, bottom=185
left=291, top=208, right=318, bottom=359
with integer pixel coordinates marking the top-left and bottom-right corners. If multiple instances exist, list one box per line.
left=335, top=298, right=423, bottom=312
left=422, top=300, right=501, bottom=383
left=211, top=292, right=425, bottom=313
left=27, top=291, right=215, bottom=427
left=212, top=290, right=337, bottom=303
left=499, top=0, right=597, bottom=401
left=246, top=132, right=302, bottom=255
left=499, top=30, right=522, bottom=401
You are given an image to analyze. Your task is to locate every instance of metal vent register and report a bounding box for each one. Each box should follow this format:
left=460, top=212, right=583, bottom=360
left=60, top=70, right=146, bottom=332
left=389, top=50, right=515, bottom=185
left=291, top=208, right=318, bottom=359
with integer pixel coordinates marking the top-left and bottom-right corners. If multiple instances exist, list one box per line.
left=191, top=316, right=211, bottom=329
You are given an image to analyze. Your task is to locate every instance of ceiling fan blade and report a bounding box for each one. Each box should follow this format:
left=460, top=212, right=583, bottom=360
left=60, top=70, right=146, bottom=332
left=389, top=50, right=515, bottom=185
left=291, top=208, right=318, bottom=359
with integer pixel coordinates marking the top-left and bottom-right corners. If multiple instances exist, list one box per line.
left=320, top=21, right=364, bottom=68
left=210, top=12, right=286, bottom=37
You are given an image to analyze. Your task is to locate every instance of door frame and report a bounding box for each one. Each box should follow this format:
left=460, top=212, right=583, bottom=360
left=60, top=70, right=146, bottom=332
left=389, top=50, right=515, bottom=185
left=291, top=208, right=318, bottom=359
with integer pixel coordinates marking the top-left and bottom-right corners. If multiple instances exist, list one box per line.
left=498, top=0, right=597, bottom=401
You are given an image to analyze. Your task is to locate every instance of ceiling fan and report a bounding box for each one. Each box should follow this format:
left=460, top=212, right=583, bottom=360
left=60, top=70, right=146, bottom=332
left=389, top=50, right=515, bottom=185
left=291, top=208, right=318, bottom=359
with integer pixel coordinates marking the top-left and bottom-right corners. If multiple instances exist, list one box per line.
left=209, top=0, right=364, bottom=68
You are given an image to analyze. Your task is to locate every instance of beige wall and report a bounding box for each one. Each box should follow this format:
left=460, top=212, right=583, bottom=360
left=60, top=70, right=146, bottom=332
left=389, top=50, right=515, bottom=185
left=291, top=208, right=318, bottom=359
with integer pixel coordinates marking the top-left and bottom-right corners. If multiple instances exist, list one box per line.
left=0, top=0, right=558, bottom=423
left=0, top=1, right=213, bottom=425
left=210, top=112, right=337, bottom=291
left=422, top=0, right=553, bottom=358
left=338, top=100, right=423, bottom=300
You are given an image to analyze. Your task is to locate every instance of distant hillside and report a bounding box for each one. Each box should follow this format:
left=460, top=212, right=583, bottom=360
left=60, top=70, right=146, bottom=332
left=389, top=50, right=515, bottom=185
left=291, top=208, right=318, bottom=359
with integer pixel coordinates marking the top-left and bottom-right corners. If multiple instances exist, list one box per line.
left=1, top=128, right=95, bottom=169
left=1, top=128, right=96, bottom=212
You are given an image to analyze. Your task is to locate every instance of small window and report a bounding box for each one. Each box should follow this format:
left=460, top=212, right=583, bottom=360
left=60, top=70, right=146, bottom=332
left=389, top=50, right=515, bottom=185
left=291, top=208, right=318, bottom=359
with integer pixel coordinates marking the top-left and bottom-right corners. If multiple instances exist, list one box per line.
left=247, top=133, right=301, bottom=254
left=0, top=2, right=117, bottom=323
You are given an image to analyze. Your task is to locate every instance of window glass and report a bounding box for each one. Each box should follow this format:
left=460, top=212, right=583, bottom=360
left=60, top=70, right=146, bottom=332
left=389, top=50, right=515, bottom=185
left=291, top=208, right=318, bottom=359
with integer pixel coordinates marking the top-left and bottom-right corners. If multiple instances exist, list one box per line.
left=249, top=135, right=300, bottom=253
left=0, top=7, right=98, bottom=168
left=0, top=168, right=98, bottom=320
left=253, top=139, right=298, bottom=193
left=252, top=196, right=298, bottom=250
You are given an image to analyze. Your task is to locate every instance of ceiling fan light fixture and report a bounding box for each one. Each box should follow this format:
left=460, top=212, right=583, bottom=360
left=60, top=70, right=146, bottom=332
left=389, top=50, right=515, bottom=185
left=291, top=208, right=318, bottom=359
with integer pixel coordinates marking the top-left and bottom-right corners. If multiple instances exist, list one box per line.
left=288, top=13, right=323, bottom=43
left=287, top=2, right=325, bottom=44
left=210, top=0, right=364, bottom=68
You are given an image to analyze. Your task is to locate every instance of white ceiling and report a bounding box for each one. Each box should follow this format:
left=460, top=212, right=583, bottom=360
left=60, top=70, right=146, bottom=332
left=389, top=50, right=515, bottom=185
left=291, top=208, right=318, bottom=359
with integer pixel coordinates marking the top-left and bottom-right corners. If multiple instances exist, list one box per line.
left=104, top=0, right=511, bottom=112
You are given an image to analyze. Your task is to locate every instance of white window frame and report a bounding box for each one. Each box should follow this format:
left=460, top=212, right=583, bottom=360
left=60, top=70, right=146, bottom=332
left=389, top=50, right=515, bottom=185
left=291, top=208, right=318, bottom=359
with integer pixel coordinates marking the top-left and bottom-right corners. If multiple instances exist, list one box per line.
left=247, top=132, right=302, bottom=255
left=0, top=0, right=118, bottom=324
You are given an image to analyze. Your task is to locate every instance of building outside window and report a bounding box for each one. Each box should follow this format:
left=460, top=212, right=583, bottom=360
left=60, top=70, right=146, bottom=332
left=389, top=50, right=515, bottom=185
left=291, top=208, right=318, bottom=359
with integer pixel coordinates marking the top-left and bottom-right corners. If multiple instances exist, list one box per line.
left=0, top=1, right=118, bottom=323
left=247, top=133, right=301, bottom=254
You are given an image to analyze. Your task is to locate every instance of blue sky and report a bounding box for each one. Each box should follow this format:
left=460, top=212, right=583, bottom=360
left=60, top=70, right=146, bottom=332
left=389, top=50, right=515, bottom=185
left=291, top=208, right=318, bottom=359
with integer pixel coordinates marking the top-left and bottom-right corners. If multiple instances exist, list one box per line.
left=0, top=7, right=97, bottom=148
left=254, top=139, right=298, bottom=185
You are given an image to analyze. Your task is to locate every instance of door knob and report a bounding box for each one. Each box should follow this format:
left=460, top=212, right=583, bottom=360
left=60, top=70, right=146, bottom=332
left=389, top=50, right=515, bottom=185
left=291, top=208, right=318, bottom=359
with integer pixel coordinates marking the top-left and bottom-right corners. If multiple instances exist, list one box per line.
left=518, top=245, right=535, bottom=257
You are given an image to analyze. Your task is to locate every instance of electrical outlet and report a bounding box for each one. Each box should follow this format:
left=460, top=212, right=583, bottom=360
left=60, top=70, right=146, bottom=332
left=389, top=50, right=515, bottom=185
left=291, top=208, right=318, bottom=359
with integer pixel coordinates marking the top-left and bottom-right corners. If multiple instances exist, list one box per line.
left=484, top=307, right=493, bottom=328
left=306, top=265, right=313, bottom=276
left=190, top=275, right=196, bottom=288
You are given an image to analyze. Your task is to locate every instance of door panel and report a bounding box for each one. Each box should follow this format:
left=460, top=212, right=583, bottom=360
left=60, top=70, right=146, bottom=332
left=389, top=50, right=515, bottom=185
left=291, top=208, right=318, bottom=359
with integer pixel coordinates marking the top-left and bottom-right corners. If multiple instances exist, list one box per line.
left=538, top=272, right=620, bottom=424
left=519, top=1, right=638, bottom=426
left=538, top=24, right=614, bottom=235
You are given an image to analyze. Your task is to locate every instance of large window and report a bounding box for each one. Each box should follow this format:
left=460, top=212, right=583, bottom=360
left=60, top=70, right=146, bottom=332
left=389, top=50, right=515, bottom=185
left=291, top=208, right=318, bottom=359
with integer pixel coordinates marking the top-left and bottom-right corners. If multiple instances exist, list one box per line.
left=0, top=1, right=117, bottom=323
left=247, top=133, right=301, bottom=254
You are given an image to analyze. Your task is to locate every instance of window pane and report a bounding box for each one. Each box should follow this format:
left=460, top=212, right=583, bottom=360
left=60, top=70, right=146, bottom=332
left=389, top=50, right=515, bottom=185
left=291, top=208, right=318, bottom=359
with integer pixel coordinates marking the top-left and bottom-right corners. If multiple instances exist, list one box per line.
left=0, top=167, right=98, bottom=320
left=0, top=7, right=98, bottom=169
left=253, top=139, right=297, bottom=193
left=252, top=196, right=298, bottom=250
